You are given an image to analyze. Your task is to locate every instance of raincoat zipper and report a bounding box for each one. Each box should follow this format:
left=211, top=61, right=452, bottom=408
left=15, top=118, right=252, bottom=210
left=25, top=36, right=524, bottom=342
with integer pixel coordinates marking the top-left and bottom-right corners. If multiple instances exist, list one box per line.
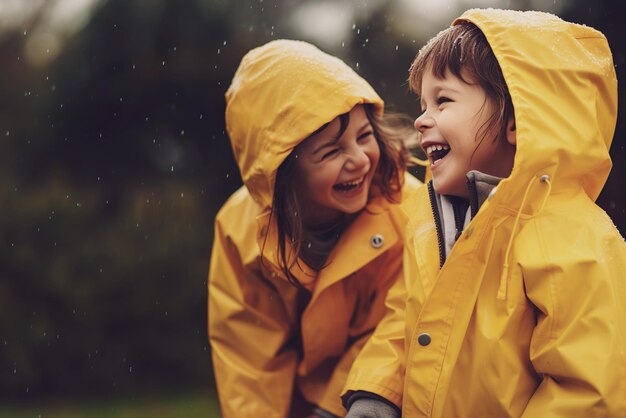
left=427, top=180, right=446, bottom=269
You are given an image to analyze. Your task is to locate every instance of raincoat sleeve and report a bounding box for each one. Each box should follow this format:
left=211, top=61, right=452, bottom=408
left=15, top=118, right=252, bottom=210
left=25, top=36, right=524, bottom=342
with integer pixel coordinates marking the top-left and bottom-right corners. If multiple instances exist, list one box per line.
left=316, top=332, right=376, bottom=415
left=520, top=211, right=626, bottom=417
left=340, top=248, right=413, bottom=409
left=208, top=216, right=298, bottom=418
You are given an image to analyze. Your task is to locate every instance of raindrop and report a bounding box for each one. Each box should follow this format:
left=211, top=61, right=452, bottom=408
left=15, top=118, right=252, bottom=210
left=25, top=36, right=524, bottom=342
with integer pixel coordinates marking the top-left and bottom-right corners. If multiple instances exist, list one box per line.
left=162, top=60, right=166, bottom=66
left=395, top=45, right=399, bottom=51
left=171, top=165, right=174, bottom=172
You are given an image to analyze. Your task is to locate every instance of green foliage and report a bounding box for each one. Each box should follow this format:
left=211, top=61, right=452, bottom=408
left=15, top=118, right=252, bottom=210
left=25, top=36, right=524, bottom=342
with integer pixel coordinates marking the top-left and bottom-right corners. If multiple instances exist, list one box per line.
left=0, top=393, right=221, bottom=418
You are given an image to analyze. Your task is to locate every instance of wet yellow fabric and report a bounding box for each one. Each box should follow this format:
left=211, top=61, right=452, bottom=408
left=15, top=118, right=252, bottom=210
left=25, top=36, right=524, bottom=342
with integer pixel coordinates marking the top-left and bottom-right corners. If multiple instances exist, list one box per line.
left=344, top=9, right=626, bottom=417
left=209, top=40, right=421, bottom=417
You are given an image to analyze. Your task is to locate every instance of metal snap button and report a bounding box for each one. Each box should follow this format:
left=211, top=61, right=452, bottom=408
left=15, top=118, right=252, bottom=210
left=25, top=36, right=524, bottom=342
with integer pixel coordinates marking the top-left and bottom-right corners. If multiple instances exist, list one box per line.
left=370, top=233, right=384, bottom=248
left=417, top=333, right=431, bottom=346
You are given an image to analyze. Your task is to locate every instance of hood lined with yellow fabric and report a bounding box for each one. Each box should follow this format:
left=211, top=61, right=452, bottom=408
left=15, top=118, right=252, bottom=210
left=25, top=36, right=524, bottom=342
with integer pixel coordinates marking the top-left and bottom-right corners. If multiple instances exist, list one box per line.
left=225, top=39, right=384, bottom=210
left=453, top=9, right=617, bottom=301
left=456, top=9, right=617, bottom=209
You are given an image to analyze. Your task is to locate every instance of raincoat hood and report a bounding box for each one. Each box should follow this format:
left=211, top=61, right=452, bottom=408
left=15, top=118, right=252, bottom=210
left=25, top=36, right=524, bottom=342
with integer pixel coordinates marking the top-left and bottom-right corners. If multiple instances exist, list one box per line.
left=456, top=9, right=617, bottom=206
left=225, top=39, right=384, bottom=210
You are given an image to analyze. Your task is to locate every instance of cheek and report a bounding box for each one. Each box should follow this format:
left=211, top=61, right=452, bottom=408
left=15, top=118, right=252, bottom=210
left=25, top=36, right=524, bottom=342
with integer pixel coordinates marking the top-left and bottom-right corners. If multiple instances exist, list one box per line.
left=305, top=163, right=338, bottom=191
left=368, top=142, right=381, bottom=169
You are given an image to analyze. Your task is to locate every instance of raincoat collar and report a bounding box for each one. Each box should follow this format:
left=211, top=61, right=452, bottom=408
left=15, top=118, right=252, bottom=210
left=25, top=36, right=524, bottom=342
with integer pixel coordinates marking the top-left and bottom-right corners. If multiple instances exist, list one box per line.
left=256, top=194, right=400, bottom=299
left=430, top=171, right=501, bottom=265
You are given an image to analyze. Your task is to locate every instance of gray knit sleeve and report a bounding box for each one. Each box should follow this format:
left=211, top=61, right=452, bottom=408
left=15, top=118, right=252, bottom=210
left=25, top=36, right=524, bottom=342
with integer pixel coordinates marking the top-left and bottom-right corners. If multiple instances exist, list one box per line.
left=344, top=398, right=399, bottom=418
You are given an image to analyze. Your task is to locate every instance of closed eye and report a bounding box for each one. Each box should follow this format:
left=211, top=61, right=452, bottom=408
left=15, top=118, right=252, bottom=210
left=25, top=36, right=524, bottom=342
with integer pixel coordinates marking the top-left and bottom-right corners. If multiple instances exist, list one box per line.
left=437, top=96, right=452, bottom=106
left=321, top=148, right=339, bottom=160
left=357, top=131, right=374, bottom=141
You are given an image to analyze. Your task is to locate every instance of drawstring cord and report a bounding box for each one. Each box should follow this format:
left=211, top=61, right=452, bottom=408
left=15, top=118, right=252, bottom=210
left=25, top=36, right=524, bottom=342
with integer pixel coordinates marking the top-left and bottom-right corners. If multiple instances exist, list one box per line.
left=497, top=174, right=553, bottom=300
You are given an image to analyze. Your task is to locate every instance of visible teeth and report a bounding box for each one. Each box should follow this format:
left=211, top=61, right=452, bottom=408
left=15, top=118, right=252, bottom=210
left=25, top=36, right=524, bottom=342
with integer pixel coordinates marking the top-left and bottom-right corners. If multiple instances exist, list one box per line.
left=426, top=144, right=450, bottom=156
left=334, top=177, right=364, bottom=191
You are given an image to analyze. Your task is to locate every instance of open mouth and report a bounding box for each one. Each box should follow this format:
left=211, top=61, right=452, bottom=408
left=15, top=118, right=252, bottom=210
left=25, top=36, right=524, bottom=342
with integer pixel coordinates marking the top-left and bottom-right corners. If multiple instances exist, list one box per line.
left=426, top=144, right=450, bottom=165
left=333, top=177, right=365, bottom=192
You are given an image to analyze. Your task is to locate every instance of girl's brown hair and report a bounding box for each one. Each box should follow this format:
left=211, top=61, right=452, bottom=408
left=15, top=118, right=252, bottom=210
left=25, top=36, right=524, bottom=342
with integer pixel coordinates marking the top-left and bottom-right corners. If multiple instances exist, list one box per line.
left=271, top=104, right=413, bottom=289
left=409, top=22, right=514, bottom=150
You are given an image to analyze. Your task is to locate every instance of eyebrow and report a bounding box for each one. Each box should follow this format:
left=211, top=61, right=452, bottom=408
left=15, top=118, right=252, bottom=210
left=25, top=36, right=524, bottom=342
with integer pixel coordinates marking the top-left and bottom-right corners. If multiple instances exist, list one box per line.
left=312, top=120, right=372, bottom=155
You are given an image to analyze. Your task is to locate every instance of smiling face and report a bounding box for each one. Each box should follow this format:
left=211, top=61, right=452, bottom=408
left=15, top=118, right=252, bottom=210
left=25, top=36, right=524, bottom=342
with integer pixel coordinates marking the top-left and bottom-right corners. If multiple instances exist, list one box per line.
left=415, top=67, right=516, bottom=198
left=293, top=104, right=380, bottom=225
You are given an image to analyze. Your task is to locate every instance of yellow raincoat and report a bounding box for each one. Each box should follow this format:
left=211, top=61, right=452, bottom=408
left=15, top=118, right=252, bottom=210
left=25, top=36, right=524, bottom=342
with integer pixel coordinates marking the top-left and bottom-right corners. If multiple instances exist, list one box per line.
left=208, top=40, right=421, bottom=417
left=344, top=9, right=626, bottom=417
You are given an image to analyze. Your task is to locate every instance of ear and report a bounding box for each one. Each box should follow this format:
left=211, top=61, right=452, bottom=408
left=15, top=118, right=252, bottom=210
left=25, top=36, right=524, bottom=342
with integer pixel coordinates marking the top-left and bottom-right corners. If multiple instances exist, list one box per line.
left=505, top=116, right=516, bottom=146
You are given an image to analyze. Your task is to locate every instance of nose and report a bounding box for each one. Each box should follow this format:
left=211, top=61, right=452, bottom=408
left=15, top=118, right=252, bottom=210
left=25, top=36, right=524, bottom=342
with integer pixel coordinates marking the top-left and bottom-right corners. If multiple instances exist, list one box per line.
left=344, top=145, right=369, bottom=171
left=414, top=112, right=431, bottom=133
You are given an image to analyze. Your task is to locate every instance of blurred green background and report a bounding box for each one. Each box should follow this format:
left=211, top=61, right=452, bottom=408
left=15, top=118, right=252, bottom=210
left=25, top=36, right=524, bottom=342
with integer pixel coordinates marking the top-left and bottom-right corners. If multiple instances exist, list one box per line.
left=1, top=0, right=623, bottom=417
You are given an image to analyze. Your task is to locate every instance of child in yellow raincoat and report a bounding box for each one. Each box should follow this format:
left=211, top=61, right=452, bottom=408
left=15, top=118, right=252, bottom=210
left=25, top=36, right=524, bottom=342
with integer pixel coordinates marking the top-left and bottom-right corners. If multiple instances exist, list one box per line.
left=343, top=9, right=626, bottom=418
left=208, top=40, right=421, bottom=418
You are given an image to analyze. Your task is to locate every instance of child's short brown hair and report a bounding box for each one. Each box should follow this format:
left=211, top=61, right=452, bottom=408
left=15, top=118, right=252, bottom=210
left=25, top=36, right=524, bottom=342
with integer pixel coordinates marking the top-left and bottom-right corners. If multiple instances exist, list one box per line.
left=409, top=22, right=514, bottom=146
